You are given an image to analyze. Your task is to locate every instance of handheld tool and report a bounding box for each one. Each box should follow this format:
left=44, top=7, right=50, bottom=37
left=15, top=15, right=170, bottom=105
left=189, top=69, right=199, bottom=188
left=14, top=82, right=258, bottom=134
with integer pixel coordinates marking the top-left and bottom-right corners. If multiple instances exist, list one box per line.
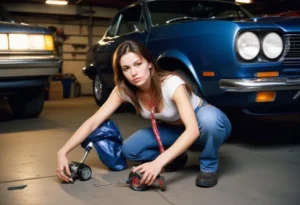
left=126, top=166, right=165, bottom=191
left=67, top=142, right=93, bottom=183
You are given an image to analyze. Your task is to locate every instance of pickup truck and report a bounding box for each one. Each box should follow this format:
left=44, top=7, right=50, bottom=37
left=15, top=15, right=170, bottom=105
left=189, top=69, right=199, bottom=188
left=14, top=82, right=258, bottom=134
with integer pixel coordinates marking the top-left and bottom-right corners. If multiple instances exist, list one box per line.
left=0, top=5, right=61, bottom=118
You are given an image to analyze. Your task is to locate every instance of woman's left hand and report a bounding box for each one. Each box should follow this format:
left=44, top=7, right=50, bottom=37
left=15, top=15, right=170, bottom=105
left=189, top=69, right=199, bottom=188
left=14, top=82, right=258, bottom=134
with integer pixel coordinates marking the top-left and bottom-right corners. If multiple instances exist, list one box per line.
left=132, top=160, right=163, bottom=186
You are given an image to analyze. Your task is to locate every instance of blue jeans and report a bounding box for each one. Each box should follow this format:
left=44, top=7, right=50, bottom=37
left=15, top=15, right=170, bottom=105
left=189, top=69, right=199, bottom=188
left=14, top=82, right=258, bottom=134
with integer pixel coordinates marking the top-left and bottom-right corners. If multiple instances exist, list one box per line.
left=121, top=103, right=232, bottom=173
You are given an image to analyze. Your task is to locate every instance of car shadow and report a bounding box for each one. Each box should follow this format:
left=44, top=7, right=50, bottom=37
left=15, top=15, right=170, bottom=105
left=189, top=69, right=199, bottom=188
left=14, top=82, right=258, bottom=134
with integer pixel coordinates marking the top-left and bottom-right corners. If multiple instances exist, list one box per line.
left=227, top=114, right=300, bottom=146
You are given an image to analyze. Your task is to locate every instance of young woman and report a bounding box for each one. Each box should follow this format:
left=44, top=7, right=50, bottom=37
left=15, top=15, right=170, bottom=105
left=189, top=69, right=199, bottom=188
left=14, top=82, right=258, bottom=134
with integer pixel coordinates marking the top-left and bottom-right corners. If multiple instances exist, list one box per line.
left=56, top=40, right=232, bottom=188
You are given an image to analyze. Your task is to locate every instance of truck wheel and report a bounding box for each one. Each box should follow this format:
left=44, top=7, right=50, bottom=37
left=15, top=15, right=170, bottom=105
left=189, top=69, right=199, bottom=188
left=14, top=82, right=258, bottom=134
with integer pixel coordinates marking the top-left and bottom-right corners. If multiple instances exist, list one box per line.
left=175, top=69, right=202, bottom=97
left=9, top=85, right=45, bottom=118
left=93, top=75, right=110, bottom=106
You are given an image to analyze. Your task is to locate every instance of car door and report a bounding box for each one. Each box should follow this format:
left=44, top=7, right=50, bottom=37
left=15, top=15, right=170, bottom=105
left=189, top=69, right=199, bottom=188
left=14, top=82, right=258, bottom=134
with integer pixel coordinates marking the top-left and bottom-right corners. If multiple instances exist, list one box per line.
left=96, top=3, right=149, bottom=90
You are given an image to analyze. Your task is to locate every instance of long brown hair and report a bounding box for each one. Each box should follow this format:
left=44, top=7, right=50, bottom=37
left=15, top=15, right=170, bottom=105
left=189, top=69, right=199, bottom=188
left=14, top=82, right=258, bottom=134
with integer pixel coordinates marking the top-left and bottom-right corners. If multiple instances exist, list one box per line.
left=112, top=40, right=191, bottom=113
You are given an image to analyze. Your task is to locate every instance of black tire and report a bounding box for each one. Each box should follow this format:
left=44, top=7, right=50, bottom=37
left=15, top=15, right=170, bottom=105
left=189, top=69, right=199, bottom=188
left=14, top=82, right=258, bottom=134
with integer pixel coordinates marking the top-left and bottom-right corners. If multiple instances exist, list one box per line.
left=93, top=75, right=110, bottom=106
left=174, top=69, right=202, bottom=97
left=9, top=85, right=45, bottom=118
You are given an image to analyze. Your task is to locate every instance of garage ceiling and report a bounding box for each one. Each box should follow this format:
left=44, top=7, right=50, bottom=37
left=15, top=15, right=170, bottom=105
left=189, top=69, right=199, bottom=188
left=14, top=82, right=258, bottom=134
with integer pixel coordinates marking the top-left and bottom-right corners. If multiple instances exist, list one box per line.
left=2, top=0, right=299, bottom=14
left=2, top=0, right=297, bottom=8
left=3, top=0, right=137, bottom=8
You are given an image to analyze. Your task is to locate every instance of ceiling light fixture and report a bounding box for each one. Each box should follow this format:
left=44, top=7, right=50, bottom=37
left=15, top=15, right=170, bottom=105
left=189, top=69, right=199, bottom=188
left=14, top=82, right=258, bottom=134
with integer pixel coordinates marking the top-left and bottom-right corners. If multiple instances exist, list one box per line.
left=235, top=0, right=252, bottom=3
left=46, top=0, right=68, bottom=5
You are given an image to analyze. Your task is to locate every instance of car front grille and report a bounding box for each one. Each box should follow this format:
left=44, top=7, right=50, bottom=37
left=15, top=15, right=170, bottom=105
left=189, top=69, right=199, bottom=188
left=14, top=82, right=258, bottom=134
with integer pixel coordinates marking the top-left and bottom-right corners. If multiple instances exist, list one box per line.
left=283, top=34, right=300, bottom=66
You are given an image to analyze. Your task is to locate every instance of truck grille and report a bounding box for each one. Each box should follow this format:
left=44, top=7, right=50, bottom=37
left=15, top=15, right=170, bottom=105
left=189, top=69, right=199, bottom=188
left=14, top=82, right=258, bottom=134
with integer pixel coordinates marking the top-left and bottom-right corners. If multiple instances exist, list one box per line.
left=283, top=34, right=300, bottom=66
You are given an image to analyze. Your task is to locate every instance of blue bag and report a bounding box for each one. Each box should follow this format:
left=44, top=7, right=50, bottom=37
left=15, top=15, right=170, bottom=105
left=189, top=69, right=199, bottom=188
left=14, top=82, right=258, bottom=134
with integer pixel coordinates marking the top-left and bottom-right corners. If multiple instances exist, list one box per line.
left=81, top=119, right=127, bottom=171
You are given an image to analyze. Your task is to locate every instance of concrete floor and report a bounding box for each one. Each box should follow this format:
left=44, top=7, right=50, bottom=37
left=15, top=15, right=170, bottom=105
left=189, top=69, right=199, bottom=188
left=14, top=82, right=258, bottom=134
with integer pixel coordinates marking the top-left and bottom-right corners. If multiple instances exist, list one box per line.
left=0, top=96, right=300, bottom=205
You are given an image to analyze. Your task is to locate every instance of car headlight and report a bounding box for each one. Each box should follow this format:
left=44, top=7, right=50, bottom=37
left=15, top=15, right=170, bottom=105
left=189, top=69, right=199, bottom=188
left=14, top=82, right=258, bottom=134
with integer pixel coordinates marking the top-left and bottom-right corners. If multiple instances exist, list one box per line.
left=237, top=32, right=260, bottom=60
left=9, top=34, right=29, bottom=50
left=262, top=32, right=283, bottom=59
left=0, top=34, right=54, bottom=51
left=0, top=34, right=8, bottom=49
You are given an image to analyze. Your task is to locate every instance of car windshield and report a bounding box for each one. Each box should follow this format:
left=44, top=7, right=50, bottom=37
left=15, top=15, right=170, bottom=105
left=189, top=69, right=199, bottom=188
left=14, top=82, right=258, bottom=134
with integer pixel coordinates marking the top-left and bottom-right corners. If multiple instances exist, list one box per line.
left=147, top=0, right=253, bottom=26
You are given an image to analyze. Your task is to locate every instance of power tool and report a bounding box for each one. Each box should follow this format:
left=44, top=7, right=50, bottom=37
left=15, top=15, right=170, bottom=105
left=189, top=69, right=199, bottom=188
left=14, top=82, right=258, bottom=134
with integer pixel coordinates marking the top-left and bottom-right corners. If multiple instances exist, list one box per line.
left=126, top=166, right=165, bottom=191
left=67, top=142, right=93, bottom=183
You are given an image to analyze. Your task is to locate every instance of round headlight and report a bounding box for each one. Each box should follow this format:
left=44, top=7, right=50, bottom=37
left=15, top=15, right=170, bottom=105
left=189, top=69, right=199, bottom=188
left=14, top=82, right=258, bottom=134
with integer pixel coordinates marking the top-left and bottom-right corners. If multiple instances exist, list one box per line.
left=262, top=32, right=283, bottom=59
left=237, top=32, right=260, bottom=60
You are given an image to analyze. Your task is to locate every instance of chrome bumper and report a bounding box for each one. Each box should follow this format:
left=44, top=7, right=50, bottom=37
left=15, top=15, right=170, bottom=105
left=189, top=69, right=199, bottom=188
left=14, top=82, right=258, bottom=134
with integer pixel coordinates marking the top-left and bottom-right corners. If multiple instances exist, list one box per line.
left=0, top=56, right=62, bottom=77
left=219, top=78, right=300, bottom=92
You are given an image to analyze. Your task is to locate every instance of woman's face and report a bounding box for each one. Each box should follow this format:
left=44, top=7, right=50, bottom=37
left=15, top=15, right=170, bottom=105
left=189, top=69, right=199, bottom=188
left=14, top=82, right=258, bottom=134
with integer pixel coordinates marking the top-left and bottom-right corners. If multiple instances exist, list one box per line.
left=120, top=52, right=152, bottom=88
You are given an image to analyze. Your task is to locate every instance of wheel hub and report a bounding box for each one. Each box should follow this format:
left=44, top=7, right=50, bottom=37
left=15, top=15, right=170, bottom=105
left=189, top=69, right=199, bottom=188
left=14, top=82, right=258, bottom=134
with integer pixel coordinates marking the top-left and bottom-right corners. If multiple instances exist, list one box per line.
left=94, top=75, right=103, bottom=100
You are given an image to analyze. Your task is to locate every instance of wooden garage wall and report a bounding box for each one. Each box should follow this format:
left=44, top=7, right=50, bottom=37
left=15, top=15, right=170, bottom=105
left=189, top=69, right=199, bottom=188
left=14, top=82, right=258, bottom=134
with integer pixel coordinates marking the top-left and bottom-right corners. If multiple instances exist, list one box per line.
left=12, top=15, right=111, bottom=95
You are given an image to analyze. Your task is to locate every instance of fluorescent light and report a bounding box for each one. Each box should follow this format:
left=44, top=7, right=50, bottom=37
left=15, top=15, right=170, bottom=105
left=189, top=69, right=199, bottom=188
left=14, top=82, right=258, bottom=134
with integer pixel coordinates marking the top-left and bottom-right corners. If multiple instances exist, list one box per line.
left=46, top=0, right=68, bottom=5
left=235, top=0, right=252, bottom=3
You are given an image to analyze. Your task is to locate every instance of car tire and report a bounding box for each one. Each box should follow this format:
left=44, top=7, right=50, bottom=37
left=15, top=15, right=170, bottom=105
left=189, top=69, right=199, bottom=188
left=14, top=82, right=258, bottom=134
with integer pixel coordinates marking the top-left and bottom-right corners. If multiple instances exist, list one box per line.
left=9, top=85, right=45, bottom=118
left=93, top=74, right=110, bottom=106
left=174, top=69, right=202, bottom=97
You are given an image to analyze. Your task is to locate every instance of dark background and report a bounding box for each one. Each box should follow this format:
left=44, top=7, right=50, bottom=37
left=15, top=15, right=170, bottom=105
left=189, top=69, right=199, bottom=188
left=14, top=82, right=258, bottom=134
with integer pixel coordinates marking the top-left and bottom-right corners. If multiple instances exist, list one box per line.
left=3, top=0, right=300, bottom=16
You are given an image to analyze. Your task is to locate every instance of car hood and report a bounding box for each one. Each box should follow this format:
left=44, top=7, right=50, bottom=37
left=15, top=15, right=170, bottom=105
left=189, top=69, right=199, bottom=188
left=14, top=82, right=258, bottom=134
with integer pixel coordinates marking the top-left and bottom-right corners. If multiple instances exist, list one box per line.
left=252, top=17, right=300, bottom=32
left=0, top=21, right=50, bottom=34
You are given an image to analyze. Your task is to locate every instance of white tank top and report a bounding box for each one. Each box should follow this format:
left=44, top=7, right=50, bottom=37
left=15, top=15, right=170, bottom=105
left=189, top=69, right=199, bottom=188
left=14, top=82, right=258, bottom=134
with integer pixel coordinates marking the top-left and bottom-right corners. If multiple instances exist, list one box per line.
left=119, top=75, right=201, bottom=121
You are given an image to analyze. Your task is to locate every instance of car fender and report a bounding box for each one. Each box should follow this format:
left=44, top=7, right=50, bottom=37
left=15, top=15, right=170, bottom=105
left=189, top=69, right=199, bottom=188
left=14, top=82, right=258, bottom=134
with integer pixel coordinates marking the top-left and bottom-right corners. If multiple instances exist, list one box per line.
left=156, top=49, right=205, bottom=96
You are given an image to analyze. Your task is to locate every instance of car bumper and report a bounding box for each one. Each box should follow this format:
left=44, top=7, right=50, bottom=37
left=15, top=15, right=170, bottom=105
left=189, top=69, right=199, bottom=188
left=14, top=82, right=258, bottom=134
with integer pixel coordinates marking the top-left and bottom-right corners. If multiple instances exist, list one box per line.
left=0, top=56, right=61, bottom=77
left=219, top=77, right=300, bottom=92
left=0, top=77, right=49, bottom=91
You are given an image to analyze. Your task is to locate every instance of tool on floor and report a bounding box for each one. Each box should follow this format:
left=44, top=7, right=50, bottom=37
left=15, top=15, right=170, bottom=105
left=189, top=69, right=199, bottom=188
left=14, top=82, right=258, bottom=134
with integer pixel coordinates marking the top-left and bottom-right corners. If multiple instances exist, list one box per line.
left=126, top=101, right=165, bottom=191
left=67, top=142, right=93, bottom=184
left=126, top=166, right=165, bottom=191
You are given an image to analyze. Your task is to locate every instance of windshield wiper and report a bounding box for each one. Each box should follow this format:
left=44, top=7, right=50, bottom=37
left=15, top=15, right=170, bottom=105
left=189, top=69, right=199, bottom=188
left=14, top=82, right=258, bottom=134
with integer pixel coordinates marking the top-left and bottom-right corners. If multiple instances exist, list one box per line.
left=166, top=16, right=198, bottom=24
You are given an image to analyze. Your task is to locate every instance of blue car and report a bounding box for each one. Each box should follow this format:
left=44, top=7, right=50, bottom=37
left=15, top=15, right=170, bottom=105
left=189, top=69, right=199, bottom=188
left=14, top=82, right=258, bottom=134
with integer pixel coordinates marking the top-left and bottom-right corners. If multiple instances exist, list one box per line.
left=84, top=0, right=300, bottom=115
left=0, top=5, right=61, bottom=118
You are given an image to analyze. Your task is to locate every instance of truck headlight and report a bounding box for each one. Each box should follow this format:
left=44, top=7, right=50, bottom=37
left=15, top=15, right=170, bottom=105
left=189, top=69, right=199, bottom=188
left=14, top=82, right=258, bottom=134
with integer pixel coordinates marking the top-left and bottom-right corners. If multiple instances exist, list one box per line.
left=237, top=32, right=260, bottom=60
left=0, top=34, right=54, bottom=51
left=9, top=34, right=29, bottom=50
left=262, top=32, right=283, bottom=59
left=29, top=35, right=46, bottom=50
left=0, top=34, right=8, bottom=49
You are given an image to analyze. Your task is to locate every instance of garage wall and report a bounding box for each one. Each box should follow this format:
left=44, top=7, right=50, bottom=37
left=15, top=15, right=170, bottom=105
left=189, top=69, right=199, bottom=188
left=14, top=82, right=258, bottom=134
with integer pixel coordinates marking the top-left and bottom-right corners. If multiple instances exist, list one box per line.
left=11, top=15, right=111, bottom=95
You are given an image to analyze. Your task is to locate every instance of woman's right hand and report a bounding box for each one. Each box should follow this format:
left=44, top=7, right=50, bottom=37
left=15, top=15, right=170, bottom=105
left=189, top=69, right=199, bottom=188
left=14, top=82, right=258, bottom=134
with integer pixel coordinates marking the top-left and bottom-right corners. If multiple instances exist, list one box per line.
left=56, top=152, right=72, bottom=182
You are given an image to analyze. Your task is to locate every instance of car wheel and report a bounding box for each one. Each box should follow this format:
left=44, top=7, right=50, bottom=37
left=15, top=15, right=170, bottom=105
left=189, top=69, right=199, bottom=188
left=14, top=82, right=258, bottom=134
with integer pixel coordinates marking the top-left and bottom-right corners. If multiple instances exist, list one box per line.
left=174, top=69, right=202, bottom=97
left=9, top=85, right=45, bottom=118
left=93, top=75, right=109, bottom=106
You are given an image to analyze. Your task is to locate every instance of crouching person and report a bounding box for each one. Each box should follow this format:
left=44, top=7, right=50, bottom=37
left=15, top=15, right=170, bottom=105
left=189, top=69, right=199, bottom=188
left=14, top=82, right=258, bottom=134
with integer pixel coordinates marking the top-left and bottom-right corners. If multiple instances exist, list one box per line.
left=56, top=39, right=232, bottom=188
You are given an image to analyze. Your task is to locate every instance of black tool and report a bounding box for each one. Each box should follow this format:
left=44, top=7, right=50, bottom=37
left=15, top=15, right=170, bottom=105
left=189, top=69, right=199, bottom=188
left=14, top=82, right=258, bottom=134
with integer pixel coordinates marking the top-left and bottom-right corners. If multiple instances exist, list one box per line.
left=67, top=142, right=93, bottom=183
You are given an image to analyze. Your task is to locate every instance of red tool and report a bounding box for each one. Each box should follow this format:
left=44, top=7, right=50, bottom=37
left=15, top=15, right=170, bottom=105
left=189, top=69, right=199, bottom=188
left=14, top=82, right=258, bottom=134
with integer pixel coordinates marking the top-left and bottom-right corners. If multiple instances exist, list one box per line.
left=126, top=101, right=165, bottom=191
